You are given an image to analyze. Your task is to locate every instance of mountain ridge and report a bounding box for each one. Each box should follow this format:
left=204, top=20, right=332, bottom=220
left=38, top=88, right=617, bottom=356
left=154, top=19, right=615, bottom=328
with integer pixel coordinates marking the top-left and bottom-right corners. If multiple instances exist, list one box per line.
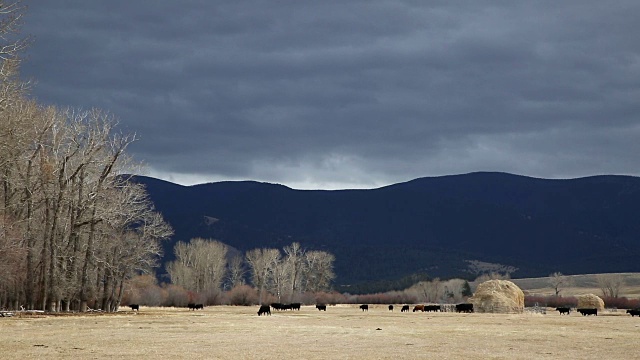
left=131, top=172, right=640, bottom=290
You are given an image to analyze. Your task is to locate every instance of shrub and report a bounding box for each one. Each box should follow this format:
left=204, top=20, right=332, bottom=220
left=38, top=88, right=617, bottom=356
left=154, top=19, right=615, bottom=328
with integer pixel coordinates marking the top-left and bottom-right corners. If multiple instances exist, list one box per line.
left=162, top=284, right=190, bottom=307
left=313, top=291, right=348, bottom=305
left=601, top=296, right=640, bottom=309
left=345, top=291, right=417, bottom=305
left=224, top=285, right=258, bottom=306
left=204, top=289, right=224, bottom=306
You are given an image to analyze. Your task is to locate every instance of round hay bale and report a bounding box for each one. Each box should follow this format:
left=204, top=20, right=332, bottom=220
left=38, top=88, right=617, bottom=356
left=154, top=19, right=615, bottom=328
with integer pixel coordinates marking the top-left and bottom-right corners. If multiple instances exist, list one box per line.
left=469, top=280, right=524, bottom=314
left=577, top=294, right=605, bottom=310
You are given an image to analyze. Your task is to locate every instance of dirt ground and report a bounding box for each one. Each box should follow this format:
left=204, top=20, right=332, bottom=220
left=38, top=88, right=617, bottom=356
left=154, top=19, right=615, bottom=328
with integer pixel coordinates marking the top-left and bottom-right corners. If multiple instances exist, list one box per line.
left=1, top=305, right=639, bottom=359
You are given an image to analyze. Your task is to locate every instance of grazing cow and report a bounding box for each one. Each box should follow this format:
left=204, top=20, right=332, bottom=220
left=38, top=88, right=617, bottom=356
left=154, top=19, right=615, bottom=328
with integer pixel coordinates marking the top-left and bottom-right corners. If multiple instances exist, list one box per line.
left=271, top=303, right=283, bottom=311
left=187, top=303, right=197, bottom=311
left=291, top=303, right=301, bottom=311
left=455, top=303, right=474, bottom=313
left=401, top=305, right=410, bottom=312
left=360, top=304, right=369, bottom=311
left=195, top=304, right=204, bottom=310
left=388, top=305, right=394, bottom=311
left=413, top=305, right=425, bottom=312
left=577, top=308, right=597, bottom=316
left=425, top=305, right=441, bottom=312
left=316, top=304, right=327, bottom=311
left=556, top=307, right=571, bottom=315
left=281, top=303, right=293, bottom=311
left=258, top=305, right=271, bottom=316
left=129, top=304, right=139, bottom=311
left=626, top=309, right=640, bottom=317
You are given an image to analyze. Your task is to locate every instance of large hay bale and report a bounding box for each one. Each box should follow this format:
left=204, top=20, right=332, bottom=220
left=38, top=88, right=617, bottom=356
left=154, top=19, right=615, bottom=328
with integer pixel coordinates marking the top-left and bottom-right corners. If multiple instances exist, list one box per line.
left=577, top=294, right=605, bottom=310
left=470, top=280, right=524, bottom=314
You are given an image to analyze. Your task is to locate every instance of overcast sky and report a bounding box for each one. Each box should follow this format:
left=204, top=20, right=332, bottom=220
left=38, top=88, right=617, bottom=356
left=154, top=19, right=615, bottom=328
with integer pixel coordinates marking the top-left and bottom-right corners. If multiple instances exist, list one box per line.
left=19, top=1, right=640, bottom=189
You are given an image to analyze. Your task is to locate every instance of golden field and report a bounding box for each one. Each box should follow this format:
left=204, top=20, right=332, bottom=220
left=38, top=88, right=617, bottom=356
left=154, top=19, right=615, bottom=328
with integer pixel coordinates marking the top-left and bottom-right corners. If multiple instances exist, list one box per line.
left=1, top=305, right=639, bottom=360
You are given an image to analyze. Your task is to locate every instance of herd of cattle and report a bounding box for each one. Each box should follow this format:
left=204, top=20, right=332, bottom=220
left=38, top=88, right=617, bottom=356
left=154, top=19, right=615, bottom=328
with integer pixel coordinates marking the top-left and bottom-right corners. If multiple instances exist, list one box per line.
left=125, top=302, right=640, bottom=317
left=258, top=302, right=476, bottom=316
left=555, top=307, right=640, bottom=316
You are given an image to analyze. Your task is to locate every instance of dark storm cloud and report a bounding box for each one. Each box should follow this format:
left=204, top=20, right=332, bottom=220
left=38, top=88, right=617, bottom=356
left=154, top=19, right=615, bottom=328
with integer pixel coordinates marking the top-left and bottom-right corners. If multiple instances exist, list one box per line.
left=20, top=1, right=640, bottom=188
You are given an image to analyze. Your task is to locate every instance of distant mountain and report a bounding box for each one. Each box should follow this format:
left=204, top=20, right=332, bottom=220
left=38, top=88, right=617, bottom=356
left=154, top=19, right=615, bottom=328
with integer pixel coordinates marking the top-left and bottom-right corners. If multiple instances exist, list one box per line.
left=132, top=172, right=640, bottom=291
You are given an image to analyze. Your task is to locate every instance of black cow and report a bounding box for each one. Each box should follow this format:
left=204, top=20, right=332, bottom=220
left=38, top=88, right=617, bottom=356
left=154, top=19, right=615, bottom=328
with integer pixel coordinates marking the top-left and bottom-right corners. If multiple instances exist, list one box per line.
left=360, top=304, right=369, bottom=311
left=577, top=308, right=597, bottom=316
left=271, top=303, right=283, bottom=311
left=388, top=305, right=394, bottom=311
left=258, top=305, right=271, bottom=316
left=195, top=304, right=204, bottom=310
left=556, top=307, right=571, bottom=315
left=187, top=303, right=196, bottom=311
left=455, top=303, right=474, bottom=313
left=401, top=305, right=410, bottom=312
left=316, top=304, right=327, bottom=311
left=291, top=303, right=301, bottom=311
left=281, top=304, right=293, bottom=311
left=129, top=304, right=139, bottom=311
left=425, top=305, right=441, bottom=312
left=626, top=309, right=640, bottom=317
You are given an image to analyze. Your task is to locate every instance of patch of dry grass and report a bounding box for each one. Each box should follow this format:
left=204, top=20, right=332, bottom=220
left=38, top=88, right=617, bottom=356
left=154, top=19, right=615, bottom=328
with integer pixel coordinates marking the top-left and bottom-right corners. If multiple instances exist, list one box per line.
left=2, top=305, right=639, bottom=359
left=510, top=273, right=640, bottom=298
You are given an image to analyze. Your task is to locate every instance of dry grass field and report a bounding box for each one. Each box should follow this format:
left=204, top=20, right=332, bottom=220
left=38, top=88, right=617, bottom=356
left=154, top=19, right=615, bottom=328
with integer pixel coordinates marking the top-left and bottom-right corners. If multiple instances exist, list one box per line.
left=2, top=305, right=639, bottom=359
left=509, top=273, right=640, bottom=298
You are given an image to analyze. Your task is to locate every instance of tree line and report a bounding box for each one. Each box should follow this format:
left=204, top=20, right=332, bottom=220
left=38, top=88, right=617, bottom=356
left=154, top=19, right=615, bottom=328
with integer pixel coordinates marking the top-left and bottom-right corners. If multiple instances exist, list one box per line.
left=165, top=240, right=336, bottom=304
left=0, top=2, right=173, bottom=312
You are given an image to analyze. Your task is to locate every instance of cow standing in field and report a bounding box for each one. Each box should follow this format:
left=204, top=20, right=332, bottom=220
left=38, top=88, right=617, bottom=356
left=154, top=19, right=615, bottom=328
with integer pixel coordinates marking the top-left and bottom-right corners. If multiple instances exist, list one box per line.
left=258, top=305, right=271, bottom=316
left=291, top=303, right=301, bottom=311
left=271, top=303, right=283, bottom=311
left=413, top=305, right=425, bottom=312
left=626, top=309, right=640, bottom=317
left=129, top=304, right=139, bottom=311
left=401, top=305, right=410, bottom=312
left=577, top=308, right=597, bottom=316
left=316, top=304, right=327, bottom=311
left=556, top=307, right=571, bottom=315
left=388, top=305, right=394, bottom=311
left=188, top=303, right=196, bottom=311
left=455, top=303, right=474, bottom=313
left=195, top=304, right=204, bottom=310
left=425, top=305, right=441, bottom=312
left=360, top=304, right=369, bottom=311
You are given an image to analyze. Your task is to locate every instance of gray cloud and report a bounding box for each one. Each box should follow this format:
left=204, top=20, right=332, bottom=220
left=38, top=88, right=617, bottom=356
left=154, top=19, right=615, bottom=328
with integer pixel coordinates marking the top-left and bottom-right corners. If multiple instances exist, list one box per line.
left=20, top=1, right=640, bottom=189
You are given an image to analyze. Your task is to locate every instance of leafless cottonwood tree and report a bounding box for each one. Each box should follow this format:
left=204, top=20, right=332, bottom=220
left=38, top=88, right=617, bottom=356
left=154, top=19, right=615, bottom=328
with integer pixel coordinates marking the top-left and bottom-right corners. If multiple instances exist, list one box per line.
left=166, top=238, right=229, bottom=296
left=282, top=242, right=305, bottom=302
left=244, top=244, right=335, bottom=304
left=245, top=247, right=281, bottom=304
left=226, top=254, right=247, bottom=289
left=549, top=272, right=572, bottom=297
left=596, top=274, right=625, bottom=298
left=0, top=3, right=172, bottom=311
left=301, top=250, right=335, bottom=293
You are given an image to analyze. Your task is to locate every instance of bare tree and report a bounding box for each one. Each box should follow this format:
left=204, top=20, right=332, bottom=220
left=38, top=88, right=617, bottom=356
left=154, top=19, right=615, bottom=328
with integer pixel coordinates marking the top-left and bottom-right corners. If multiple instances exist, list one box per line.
left=0, top=0, right=31, bottom=111
left=549, top=272, right=572, bottom=297
left=245, top=248, right=280, bottom=304
left=0, top=4, right=172, bottom=311
left=226, top=254, right=247, bottom=289
left=596, top=274, right=625, bottom=298
left=302, top=250, right=335, bottom=293
left=282, top=242, right=305, bottom=302
left=166, top=238, right=228, bottom=295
